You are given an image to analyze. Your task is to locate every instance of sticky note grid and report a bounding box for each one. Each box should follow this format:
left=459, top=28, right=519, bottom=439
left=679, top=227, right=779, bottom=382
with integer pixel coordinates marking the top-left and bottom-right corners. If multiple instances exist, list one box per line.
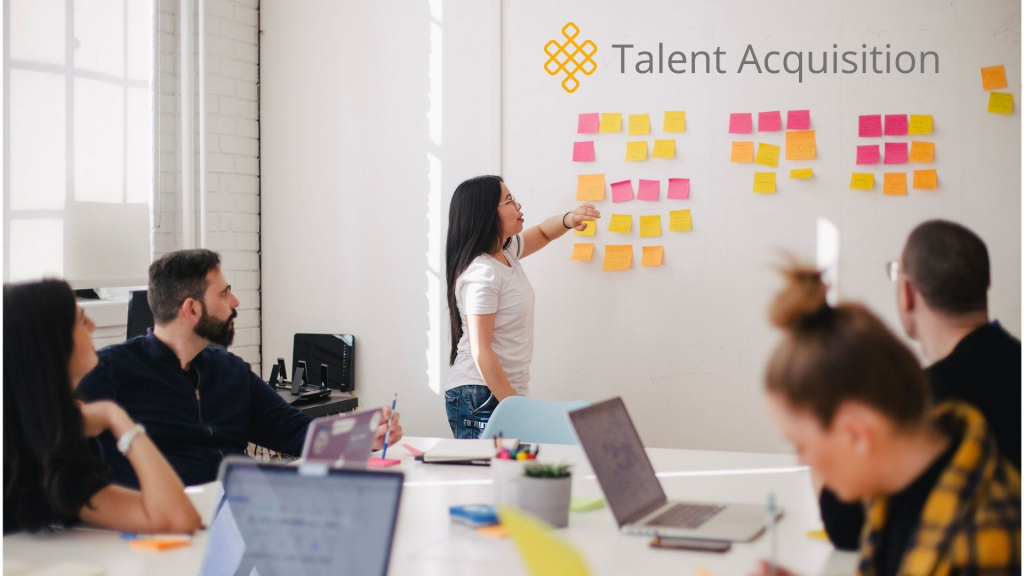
left=855, top=112, right=937, bottom=194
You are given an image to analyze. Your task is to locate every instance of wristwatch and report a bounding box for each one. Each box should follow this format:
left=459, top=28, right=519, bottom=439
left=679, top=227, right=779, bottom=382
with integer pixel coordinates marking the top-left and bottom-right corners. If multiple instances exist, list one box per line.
left=117, top=424, right=146, bottom=456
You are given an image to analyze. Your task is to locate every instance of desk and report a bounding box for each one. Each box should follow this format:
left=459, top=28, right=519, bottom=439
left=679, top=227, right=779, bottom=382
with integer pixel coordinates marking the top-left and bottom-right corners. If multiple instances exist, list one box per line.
left=3, top=437, right=859, bottom=576
left=272, top=387, right=358, bottom=418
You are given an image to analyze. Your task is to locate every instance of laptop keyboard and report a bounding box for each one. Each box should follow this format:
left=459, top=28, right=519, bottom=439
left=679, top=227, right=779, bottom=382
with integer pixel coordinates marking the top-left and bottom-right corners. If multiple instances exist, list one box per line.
left=647, top=503, right=726, bottom=529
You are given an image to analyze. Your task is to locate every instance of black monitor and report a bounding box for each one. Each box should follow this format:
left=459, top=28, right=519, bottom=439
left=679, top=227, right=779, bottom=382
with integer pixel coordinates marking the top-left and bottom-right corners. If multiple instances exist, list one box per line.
left=293, top=334, right=354, bottom=391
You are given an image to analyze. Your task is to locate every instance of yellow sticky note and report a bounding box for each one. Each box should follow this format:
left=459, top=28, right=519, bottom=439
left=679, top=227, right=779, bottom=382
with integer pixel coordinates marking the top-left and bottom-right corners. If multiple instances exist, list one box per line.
left=628, top=114, right=650, bottom=135
left=625, top=141, right=648, bottom=161
left=730, top=141, right=754, bottom=163
left=652, top=140, right=675, bottom=159
left=498, top=506, right=591, bottom=576
left=641, top=246, right=664, bottom=267
left=663, top=111, right=686, bottom=132
left=574, top=220, right=596, bottom=236
left=908, top=115, right=933, bottom=135
left=571, top=243, right=595, bottom=261
left=883, top=172, right=907, bottom=196
left=807, top=529, right=830, bottom=542
left=789, top=168, right=813, bottom=179
left=913, top=169, right=938, bottom=190
left=753, top=172, right=776, bottom=194
left=785, top=130, right=816, bottom=160
left=981, top=65, right=1008, bottom=90
left=988, top=92, right=1013, bottom=115
left=909, top=141, right=934, bottom=163
left=639, top=215, right=661, bottom=238
left=576, top=174, right=605, bottom=201
left=849, top=173, right=874, bottom=190
left=755, top=143, right=781, bottom=167
left=599, top=113, right=622, bottom=132
left=608, top=214, right=632, bottom=233
left=669, top=209, right=692, bottom=232
left=602, top=245, right=633, bottom=271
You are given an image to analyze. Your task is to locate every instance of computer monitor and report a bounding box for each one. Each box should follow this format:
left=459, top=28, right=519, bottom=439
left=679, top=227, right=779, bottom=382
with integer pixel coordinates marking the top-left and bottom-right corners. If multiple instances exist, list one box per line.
left=293, top=334, right=355, bottom=391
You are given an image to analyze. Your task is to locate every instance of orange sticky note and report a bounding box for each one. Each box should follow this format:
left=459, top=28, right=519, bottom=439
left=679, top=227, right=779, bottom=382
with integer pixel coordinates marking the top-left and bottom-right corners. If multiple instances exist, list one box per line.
left=981, top=65, right=1008, bottom=90
left=849, top=173, right=874, bottom=190
left=730, top=141, right=754, bottom=163
left=909, top=141, right=934, bottom=163
left=753, top=172, right=776, bottom=194
left=602, top=245, right=632, bottom=271
left=669, top=209, right=692, bottom=231
left=476, top=525, right=510, bottom=539
left=576, top=174, right=605, bottom=201
left=571, top=243, right=595, bottom=261
left=883, top=172, right=907, bottom=196
left=785, top=130, right=816, bottom=160
left=641, top=246, right=664, bottom=267
left=130, top=538, right=192, bottom=551
left=913, top=169, right=938, bottom=190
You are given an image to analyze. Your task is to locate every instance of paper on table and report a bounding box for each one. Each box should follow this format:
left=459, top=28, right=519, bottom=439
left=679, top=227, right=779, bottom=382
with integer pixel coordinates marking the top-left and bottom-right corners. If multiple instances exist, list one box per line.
left=498, top=506, right=591, bottom=576
left=729, top=113, right=753, bottom=134
left=849, top=173, right=875, bottom=190
left=981, top=65, right=1008, bottom=90
left=753, top=172, right=777, bottom=194
left=628, top=113, right=650, bottom=135
left=789, top=168, right=813, bottom=179
left=758, top=111, right=782, bottom=132
left=569, top=497, right=606, bottom=512
left=578, top=113, right=600, bottom=134
left=884, top=172, right=907, bottom=196
left=574, top=220, right=596, bottom=236
left=576, top=174, right=605, bottom=201
left=608, top=214, right=632, bottom=233
left=755, top=143, right=781, bottom=167
left=859, top=115, right=882, bottom=137
left=639, top=215, right=661, bottom=238
left=368, top=457, right=401, bottom=468
left=785, top=130, right=816, bottom=160
left=602, top=245, right=632, bottom=271
left=669, top=209, right=692, bottom=231
left=663, top=111, right=686, bottom=132
left=856, top=145, right=880, bottom=165
left=571, top=243, right=595, bottom=261
left=611, top=180, right=634, bottom=203
left=667, top=178, right=690, bottom=199
left=909, top=141, right=934, bottom=163
left=599, top=113, right=622, bottom=132
left=625, top=141, right=648, bottom=161
left=787, top=109, right=811, bottom=130
left=884, top=114, right=908, bottom=136
left=652, top=139, right=676, bottom=158
left=641, top=246, right=664, bottom=267
left=730, top=141, right=754, bottom=163
left=572, top=141, right=594, bottom=162
left=913, top=169, right=938, bottom=190
left=988, top=92, right=1013, bottom=115
left=908, top=115, right=933, bottom=135
left=637, top=179, right=660, bottom=201
left=884, top=142, right=908, bottom=164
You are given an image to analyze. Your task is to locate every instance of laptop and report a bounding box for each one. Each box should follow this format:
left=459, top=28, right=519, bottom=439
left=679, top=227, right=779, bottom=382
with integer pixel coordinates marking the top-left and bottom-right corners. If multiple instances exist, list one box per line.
left=300, top=408, right=383, bottom=467
left=200, top=457, right=403, bottom=576
left=568, top=397, right=779, bottom=542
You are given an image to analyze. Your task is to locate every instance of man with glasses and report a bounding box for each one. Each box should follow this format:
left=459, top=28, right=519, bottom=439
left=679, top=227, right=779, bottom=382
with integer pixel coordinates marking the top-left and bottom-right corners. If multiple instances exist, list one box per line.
left=819, top=220, right=1021, bottom=550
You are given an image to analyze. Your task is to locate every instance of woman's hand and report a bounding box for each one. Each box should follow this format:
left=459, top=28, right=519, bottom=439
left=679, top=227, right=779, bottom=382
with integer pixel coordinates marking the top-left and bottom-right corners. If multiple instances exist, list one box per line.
left=79, top=400, right=134, bottom=438
left=373, top=406, right=404, bottom=451
left=568, top=203, right=601, bottom=231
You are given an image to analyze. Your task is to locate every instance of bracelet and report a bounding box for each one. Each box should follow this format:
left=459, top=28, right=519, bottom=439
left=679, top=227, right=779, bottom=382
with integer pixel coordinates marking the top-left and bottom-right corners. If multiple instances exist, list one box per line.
left=117, top=424, right=146, bottom=456
left=562, top=211, right=573, bottom=229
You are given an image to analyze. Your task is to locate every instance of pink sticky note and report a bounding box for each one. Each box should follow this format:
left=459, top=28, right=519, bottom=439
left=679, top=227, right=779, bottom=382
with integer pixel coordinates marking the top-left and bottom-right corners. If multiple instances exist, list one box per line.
left=758, top=111, right=782, bottom=132
left=578, top=113, right=600, bottom=134
left=859, top=115, right=882, bottom=137
left=402, top=443, right=424, bottom=457
left=884, top=114, right=908, bottom=136
left=667, top=178, right=690, bottom=200
left=729, top=113, right=753, bottom=134
left=884, top=142, right=908, bottom=164
left=856, top=145, right=881, bottom=165
left=368, top=457, right=401, bottom=468
left=637, top=179, right=660, bottom=201
left=573, top=141, right=595, bottom=162
left=787, top=109, right=811, bottom=130
left=611, top=180, right=634, bottom=203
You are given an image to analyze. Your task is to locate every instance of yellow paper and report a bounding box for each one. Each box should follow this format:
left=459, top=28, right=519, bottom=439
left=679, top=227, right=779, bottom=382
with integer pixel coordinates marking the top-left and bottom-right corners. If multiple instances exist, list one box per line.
left=641, top=246, right=664, bottom=267
left=663, top=111, right=686, bottom=132
left=608, top=214, right=632, bottom=234
left=753, top=172, right=776, bottom=194
left=730, top=141, right=754, bottom=163
left=599, top=112, right=622, bottom=132
left=913, top=169, right=938, bottom=190
left=573, top=220, right=596, bottom=237
left=652, top=140, right=676, bottom=159
left=807, top=529, right=830, bottom=542
left=909, top=141, right=934, bottom=163
left=883, top=172, right=907, bottom=196
left=628, top=114, right=650, bottom=135
left=907, top=115, right=933, bottom=135
left=785, top=130, right=816, bottom=160
left=669, top=209, right=692, bottom=232
left=498, top=506, right=591, bottom=576
left=981, top=65, right=1008, bottom=90
left=755, top=143, right=781, bottom=167
left=625, top=141, right=648, bottom=161
left=789, top=168, right=813, bottom=179
left=988, top=92, right=1013, bottom=115
left=602, top=245, right=633, bottom=271
left=639, top=215, right=661, bottom=238
left=571, top=243, right=595, bottom=261
left=575, top=174, right=605, bottom=201
left=849, top=173, right=874, bottom=190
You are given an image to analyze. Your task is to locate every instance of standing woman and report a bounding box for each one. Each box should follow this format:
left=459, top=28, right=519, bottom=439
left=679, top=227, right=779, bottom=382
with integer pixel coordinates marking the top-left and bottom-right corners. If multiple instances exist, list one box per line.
left=445, top=176, right=599, bottom=439
left=4, top=280, right=201, bottom=534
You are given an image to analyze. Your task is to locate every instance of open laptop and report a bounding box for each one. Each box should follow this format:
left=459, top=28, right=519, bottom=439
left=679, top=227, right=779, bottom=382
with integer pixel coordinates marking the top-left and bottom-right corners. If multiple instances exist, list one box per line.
left=300, top=408, right=382, bottom=467
left=568, top=397, right=779, bottom=541
left=200, top=457, right=403, bottom=576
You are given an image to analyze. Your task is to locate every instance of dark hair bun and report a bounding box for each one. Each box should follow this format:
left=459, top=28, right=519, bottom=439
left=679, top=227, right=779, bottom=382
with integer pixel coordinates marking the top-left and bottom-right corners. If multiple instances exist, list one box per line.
left=769, top=265, right=829, bottom=331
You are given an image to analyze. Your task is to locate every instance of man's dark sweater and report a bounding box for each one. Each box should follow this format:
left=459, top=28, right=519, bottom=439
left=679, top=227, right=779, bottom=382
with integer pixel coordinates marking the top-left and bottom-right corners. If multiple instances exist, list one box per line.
left=77, top=332, right=312, bottom=487
left=820, top=322, right=1022, bottom=550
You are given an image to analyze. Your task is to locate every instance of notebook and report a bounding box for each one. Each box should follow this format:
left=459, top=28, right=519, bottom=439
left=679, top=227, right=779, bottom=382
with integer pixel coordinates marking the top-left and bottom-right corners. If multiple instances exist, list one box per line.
left=422, top=438, right=518, bottom=463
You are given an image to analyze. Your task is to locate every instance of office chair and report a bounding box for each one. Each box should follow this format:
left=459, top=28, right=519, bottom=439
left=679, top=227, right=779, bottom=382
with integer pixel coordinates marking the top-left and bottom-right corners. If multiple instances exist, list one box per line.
left=126, top=290, right=154, bottom=340
left=480, top=397, right=590, bottom=445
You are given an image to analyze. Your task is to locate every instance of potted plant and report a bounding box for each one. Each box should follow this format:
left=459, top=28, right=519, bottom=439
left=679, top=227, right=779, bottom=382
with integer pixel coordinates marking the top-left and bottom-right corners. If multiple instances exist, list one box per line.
left=517, top=463, right=572, bottom=528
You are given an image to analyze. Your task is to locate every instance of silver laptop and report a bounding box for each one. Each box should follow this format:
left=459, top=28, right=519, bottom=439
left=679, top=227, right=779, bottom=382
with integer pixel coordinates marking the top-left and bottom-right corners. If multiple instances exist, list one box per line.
left=568, top=397, right=780, bottom=541
left=300, top=408, right=383, bottom=467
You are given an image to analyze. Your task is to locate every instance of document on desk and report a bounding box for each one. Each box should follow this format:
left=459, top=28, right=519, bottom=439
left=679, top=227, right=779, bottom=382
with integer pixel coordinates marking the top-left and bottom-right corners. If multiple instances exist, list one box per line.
left=423, top=439, right=518, bottom=463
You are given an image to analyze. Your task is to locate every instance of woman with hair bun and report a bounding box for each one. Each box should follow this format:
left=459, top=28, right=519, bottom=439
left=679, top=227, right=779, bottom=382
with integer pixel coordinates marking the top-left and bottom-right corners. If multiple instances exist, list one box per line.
left=749, top=265, right=1020, bottom=576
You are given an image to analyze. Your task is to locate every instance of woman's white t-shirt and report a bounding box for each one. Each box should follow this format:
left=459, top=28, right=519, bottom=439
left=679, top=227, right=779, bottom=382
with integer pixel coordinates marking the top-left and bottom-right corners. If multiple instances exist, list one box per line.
left=447, top=234, right=535, bottom=396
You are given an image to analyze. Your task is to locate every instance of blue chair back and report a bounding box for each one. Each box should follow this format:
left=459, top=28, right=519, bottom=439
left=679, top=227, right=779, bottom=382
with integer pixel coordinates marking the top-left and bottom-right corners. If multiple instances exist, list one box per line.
left=481, top=397, right=590, bottom=445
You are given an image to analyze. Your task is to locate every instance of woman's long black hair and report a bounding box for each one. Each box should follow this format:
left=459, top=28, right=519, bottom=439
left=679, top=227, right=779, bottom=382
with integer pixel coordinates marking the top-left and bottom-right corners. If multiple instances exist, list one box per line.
left=445, top=175, right=511, bottom=365
left=3, top=280, right=108, bottom=532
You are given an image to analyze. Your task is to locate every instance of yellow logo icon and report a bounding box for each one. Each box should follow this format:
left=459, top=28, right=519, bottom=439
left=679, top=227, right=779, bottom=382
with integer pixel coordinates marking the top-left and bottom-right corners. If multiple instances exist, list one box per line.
left=544, top=22, right=597, bottom=93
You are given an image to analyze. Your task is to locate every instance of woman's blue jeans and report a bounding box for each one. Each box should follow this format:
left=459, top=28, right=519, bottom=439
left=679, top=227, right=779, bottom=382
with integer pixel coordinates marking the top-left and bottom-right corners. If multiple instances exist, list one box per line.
left=445, top=385, right=498, bottom=439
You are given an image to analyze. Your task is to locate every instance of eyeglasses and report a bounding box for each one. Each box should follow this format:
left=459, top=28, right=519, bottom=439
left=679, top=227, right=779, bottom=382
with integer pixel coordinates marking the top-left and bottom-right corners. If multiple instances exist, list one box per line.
left=885, top=260, right=900, bottom=282
left=499, top=196, right=521, bottom=208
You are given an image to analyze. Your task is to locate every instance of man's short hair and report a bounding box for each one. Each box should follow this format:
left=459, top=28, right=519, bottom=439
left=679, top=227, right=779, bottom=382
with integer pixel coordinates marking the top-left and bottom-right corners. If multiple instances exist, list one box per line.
left=148, top=249, right=221, bottom=324
left=902, top=220, right=990, bottom=315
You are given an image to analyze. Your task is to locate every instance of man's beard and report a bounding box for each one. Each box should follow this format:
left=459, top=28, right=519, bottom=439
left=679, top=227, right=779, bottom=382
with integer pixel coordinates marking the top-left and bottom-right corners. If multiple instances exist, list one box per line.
left=195, top=303, right=236, bottom=347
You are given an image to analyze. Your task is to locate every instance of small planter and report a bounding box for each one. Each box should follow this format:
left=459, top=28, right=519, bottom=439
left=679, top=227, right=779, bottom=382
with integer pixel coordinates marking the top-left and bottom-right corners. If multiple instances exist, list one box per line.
left=492, top=458, right=526, bottom=507
left=518, top=474, right=572, bottom=528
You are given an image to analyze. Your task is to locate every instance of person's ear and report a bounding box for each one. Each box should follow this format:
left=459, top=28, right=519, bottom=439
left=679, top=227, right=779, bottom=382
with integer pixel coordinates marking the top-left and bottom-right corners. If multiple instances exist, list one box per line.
left=181, top=297, right=203, bottom=326
left=899, top=277, right=916, bottom=314
left=831, top=402, right=880, bottom=458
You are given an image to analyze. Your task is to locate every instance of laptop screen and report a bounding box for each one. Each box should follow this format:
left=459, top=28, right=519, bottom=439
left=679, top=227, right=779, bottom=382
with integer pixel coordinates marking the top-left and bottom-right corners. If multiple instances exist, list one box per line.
left=200, top=461, right=403, bottom=576
left=568, top=397, right=667, bottom=525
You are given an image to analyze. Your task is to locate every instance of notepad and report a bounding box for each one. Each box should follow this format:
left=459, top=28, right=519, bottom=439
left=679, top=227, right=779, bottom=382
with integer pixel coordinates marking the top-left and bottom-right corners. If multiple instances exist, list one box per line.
left=423, top=439, right=518, bottom=463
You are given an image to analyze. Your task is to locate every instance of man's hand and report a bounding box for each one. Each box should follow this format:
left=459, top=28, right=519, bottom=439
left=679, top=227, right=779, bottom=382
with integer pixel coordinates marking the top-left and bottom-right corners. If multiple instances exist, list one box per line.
left=373, top=406, right=403, bottom=451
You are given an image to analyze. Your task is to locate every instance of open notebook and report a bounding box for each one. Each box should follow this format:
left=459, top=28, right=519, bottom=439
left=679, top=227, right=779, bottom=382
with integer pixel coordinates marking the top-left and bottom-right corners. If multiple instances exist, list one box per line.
left=423, top=439, right=519, bottom=463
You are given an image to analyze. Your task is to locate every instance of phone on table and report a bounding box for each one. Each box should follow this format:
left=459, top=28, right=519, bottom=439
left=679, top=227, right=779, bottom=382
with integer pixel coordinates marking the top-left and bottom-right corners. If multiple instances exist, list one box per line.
left=649, top=535, right=731, bottom=553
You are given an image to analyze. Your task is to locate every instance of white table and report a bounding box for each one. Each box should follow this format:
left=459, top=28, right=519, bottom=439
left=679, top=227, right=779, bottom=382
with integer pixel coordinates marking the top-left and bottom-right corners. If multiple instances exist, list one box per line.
left=4, top=437, right=859, bottom=575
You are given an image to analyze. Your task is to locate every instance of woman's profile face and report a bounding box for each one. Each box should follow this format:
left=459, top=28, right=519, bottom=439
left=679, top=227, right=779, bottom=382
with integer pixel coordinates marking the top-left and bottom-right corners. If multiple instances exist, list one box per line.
left=497, top=182, right=524, bottom=239
left=68, top=306, right=99, bottom=388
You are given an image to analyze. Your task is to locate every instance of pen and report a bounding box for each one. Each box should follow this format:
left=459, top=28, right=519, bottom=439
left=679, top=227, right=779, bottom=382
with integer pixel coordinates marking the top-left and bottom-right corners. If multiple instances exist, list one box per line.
left=767, top=492, right=777, bottom=576
left=381, top=393, right=397, bottom=459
